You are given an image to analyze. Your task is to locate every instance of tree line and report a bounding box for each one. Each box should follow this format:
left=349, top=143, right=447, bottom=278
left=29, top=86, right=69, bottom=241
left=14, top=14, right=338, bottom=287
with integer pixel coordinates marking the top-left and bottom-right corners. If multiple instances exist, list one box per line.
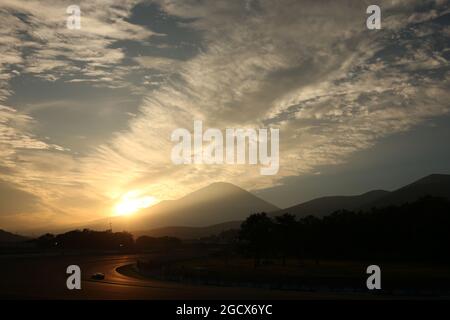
left=32, top=196, right=450, bottom=262
left=35, top=229, right=181, bottom=250
left=238, top=196, right=450, bottom=266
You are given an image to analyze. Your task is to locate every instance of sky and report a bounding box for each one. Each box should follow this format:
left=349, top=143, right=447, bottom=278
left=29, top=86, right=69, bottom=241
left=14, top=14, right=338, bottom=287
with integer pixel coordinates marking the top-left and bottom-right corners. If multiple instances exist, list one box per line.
left=0, top=0, right=449, bottom=231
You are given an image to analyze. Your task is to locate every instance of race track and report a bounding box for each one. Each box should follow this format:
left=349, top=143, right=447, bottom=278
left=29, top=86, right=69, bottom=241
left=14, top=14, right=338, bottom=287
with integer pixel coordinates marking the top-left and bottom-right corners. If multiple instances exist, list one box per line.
left=0, top=254, right=353, bottom=299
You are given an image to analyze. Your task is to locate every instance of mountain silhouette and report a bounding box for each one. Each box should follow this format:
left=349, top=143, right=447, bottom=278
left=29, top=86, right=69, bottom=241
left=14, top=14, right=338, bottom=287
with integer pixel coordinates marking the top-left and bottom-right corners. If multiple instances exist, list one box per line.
left=84, top=182, right=279, bottom=232
left=363, top=174, right=450, bottom=209
left=42, top=174, right=450, bottom=238
left=136, top=182, right=279, bottom=228
left=121, top=174, right=450, bottom=237
left=273, top=190, right=390, bottom=219
left=0, top=229, right=28, bottom=243
left=276, top=174, right=450, bottom=218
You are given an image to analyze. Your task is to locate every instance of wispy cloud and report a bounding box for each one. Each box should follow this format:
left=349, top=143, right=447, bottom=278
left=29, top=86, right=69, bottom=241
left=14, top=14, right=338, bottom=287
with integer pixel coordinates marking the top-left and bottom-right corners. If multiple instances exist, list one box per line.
left=0, top=0, right=449, bottom=229
left=82, top=0, right=449, bottom=198
left=0, top=0, right=158, bottom=90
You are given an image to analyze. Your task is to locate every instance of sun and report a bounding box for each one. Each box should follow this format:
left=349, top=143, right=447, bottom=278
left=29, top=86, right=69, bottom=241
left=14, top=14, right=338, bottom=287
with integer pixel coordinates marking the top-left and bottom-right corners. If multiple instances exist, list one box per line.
left=113, top=191, right=158, bottom=216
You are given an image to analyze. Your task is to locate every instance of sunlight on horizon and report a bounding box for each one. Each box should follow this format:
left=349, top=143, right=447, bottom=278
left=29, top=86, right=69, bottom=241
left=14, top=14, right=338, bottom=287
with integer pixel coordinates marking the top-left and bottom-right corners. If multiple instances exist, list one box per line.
left=113, top=191, right=158, bottom=217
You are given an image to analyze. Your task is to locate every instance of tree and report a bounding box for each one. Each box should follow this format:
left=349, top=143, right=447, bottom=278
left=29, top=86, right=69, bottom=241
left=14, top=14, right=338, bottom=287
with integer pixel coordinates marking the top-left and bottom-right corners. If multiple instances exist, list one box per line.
left=274, top=213, right=297, bottom=266
left=239, top=212, right=275, bottom=268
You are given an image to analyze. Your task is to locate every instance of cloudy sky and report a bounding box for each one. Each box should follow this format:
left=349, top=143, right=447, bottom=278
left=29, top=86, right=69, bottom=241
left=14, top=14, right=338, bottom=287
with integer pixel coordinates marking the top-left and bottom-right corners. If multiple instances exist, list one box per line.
left=0, top=0, right=449, bottom=231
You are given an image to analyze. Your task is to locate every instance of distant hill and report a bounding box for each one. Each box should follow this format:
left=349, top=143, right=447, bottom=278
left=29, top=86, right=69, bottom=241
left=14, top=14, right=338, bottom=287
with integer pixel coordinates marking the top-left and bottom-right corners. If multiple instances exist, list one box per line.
left=133, top=174, right=450, bottom=239
left=363, top=174, right=450, bottom=209
left=35, top=174, right=450, bottom=237
left=134, top=221, right=242, bottom=239
left=277, top=174, right=450, bottom=218
left=83, top=182, right=279, bottom=232
left=273, top=190, right=390, bottom=219
left=0, top=229, right=28, bottom=243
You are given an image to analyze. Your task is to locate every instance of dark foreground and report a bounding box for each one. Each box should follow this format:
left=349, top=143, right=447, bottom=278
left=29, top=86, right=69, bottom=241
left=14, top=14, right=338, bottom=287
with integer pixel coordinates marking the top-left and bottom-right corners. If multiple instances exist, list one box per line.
left=0, top=253, right=413, bottom=300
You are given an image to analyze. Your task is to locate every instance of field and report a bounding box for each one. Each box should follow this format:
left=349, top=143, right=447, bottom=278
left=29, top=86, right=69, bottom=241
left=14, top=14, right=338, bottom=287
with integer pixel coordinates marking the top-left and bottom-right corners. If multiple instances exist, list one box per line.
left=147, top=256, right=450, bottom=295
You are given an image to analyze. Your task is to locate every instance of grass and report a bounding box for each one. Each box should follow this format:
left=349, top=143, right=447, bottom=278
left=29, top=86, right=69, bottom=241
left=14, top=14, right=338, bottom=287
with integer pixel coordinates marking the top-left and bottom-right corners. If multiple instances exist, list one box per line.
left=162, top=257, right=450, bottom=292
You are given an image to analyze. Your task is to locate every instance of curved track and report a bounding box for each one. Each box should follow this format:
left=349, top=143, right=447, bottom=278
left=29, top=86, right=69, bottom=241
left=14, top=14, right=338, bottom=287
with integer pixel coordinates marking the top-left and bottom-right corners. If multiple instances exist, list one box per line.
left=0, top=254, right=367, bottom=299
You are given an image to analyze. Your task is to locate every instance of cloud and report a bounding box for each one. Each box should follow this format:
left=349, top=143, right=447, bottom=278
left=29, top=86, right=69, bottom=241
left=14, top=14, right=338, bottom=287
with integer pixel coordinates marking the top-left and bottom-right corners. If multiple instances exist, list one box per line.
left=134, top=55, right=181, bottom=71
left=0, top=179, right=41, bottom=215
left=0, top=104, right=86, bottom=229
left=0, top=0, right=158, bottom=90
left=0, top=105, right=62, bottom=154
left=1, top=0, right=449, bottom=229
left=81, top=0, right=450, bottom=200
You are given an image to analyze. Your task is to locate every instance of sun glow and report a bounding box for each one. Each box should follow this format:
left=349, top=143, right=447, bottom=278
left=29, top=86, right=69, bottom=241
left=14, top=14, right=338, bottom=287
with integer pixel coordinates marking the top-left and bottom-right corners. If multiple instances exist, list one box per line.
left=113, top=191, right=158, bottom=216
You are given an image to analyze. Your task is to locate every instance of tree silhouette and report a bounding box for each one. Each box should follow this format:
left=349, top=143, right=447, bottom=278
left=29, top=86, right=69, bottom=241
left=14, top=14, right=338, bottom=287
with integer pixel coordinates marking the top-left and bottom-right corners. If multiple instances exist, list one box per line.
left=274, top=213, right=297, bottom=266
left=34, top=229, right=134, bottom=250
left=239, top=212, right=275, bottom=267
left=237, top=196, right=450, bottom=264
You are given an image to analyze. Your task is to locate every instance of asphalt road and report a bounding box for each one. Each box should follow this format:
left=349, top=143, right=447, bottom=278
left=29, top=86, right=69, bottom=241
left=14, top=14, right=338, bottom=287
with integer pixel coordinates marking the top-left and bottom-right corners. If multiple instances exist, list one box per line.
left=0, top=253, right=360, bottom=299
